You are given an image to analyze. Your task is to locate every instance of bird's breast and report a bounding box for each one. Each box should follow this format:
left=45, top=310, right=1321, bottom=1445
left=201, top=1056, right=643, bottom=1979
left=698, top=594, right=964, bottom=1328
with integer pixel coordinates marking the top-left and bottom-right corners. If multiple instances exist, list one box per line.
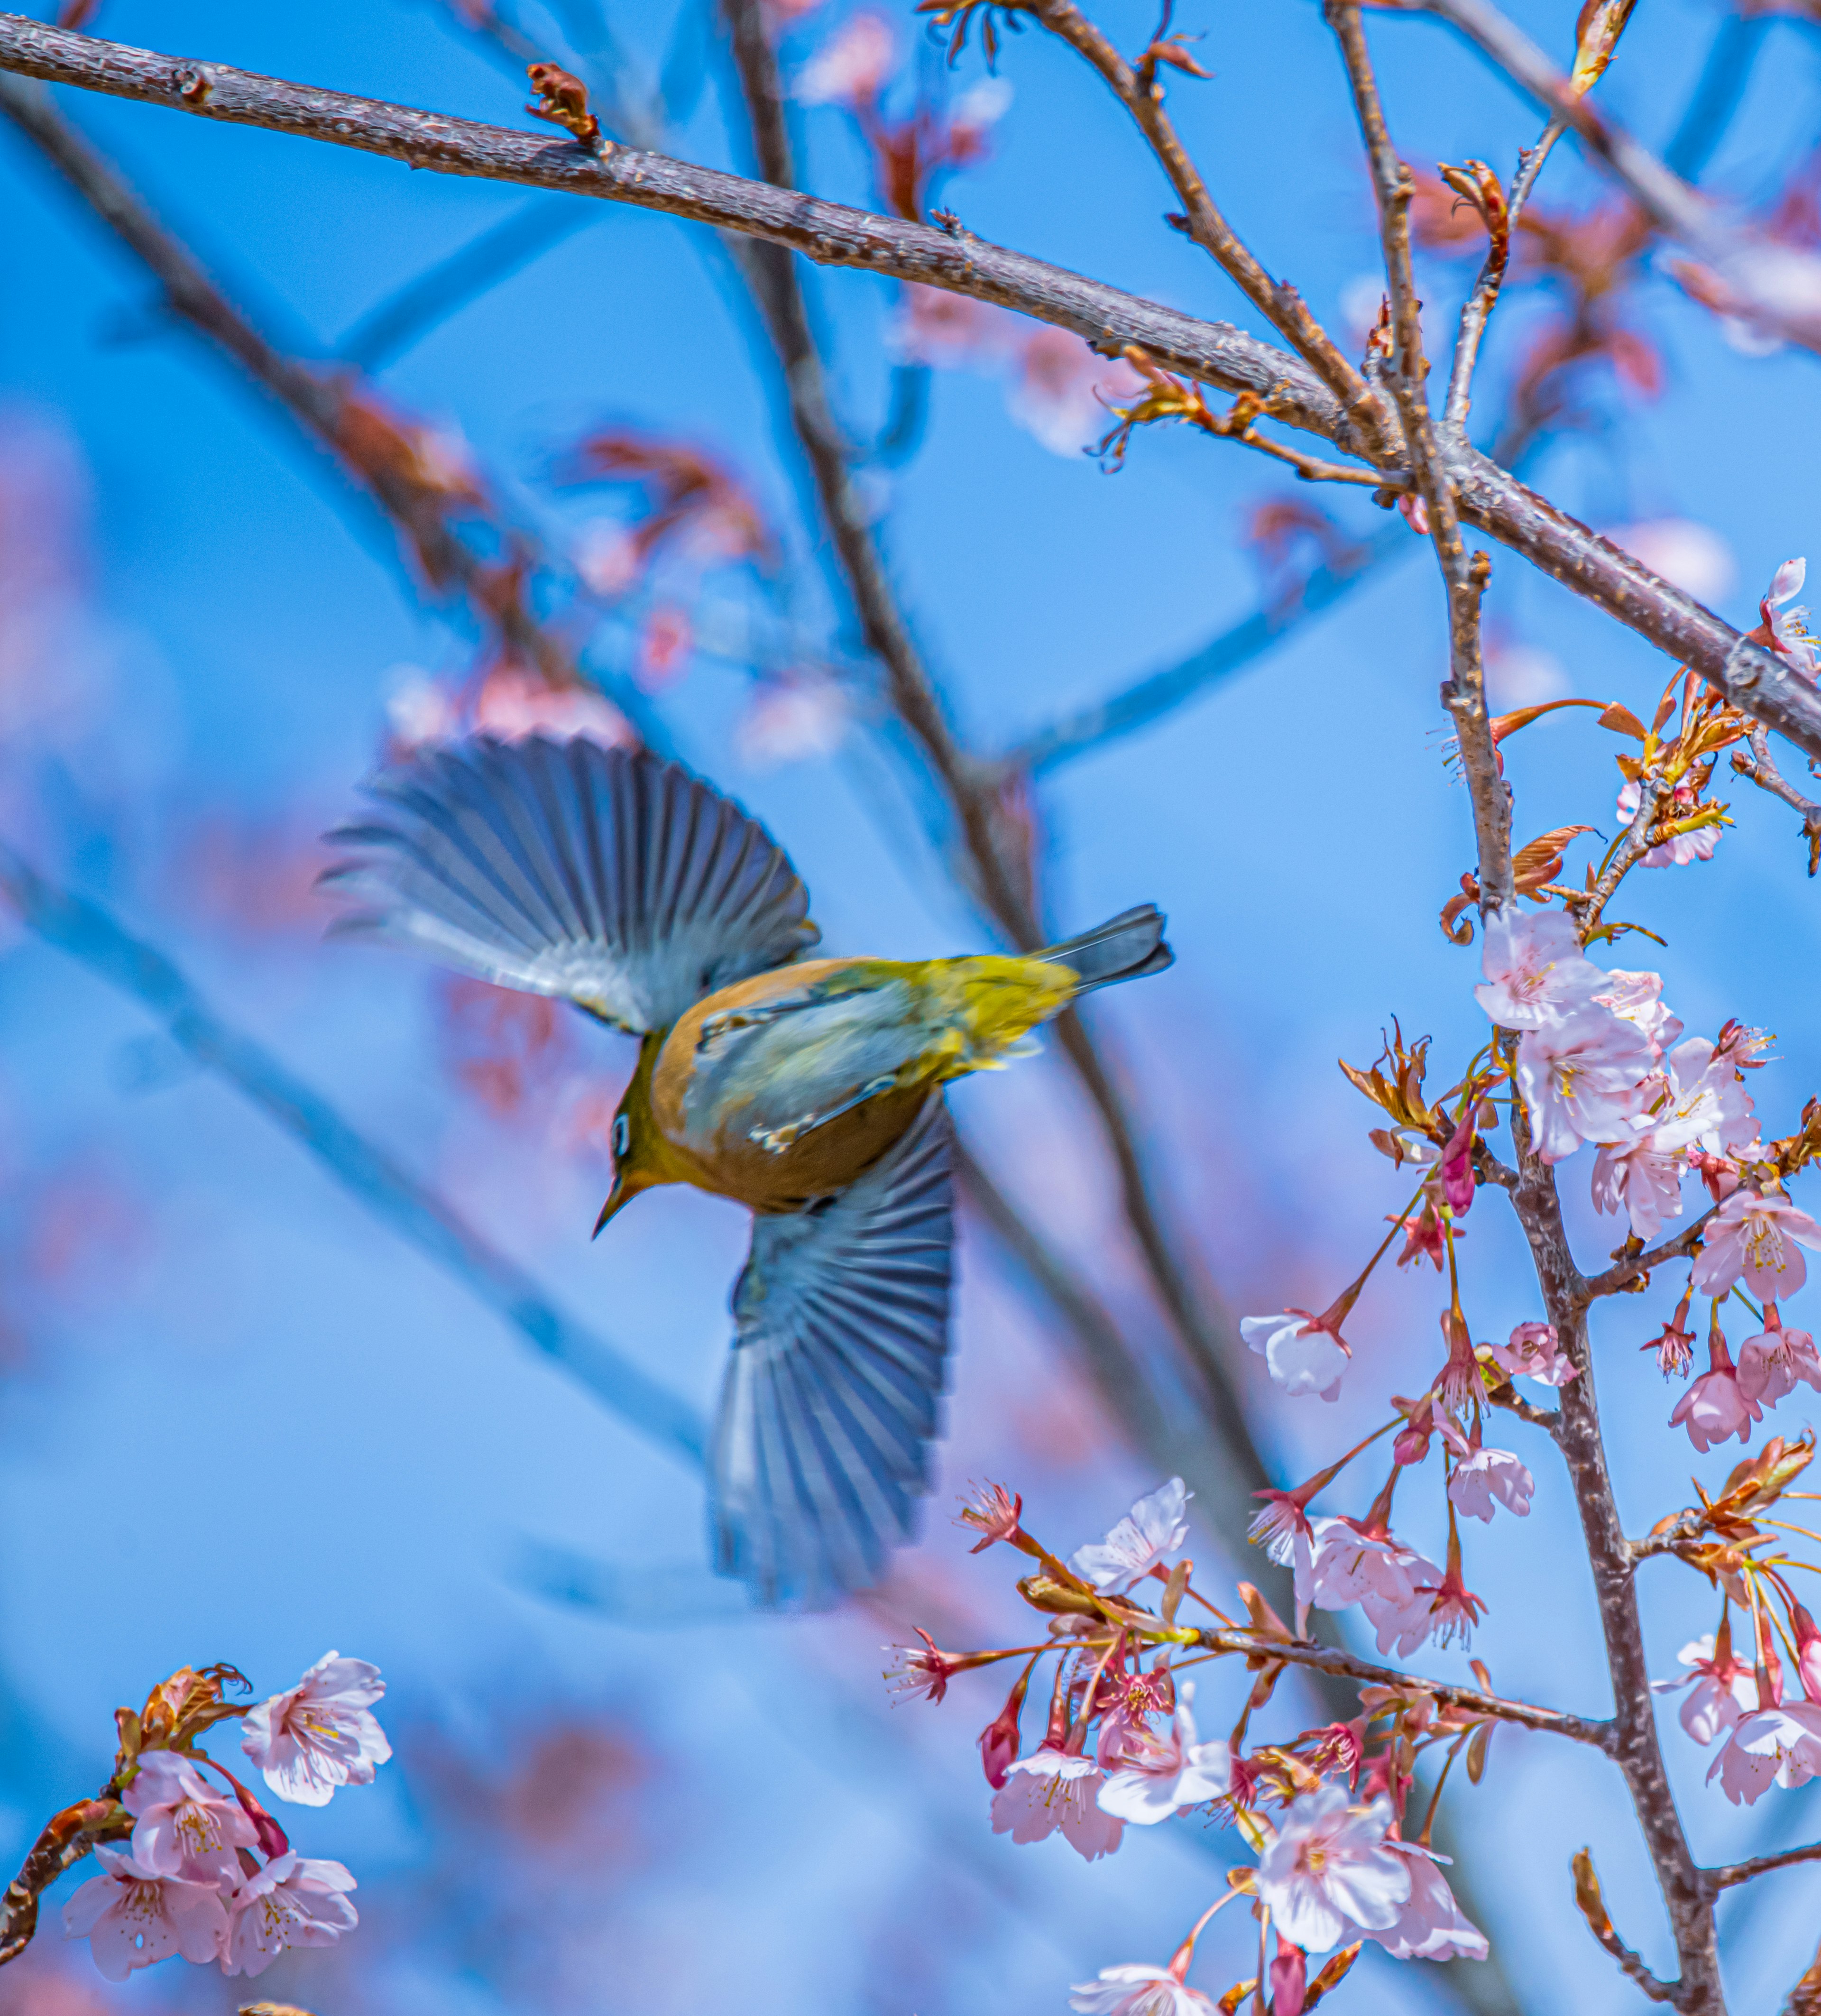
left=651, top=959, right=935, bottom=1211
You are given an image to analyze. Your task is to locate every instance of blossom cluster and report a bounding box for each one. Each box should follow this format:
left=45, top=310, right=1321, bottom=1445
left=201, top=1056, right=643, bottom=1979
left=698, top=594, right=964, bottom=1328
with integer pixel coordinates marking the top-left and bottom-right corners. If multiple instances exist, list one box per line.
left=891, top=1481, right=1492, bottom=2012
left=57, top=1653, right=389, bottom=1984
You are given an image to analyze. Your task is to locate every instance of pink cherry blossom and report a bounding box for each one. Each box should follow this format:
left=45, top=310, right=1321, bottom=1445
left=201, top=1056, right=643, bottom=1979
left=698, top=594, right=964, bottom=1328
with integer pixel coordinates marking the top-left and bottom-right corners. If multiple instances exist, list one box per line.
left=734, top=673, right=851, bottom=769
left=222, top=1852, right=359, bottom=1978
left=1411, top=1553, right=1487, bottom=1651
left=1659, top=1035, right=1760, bottom=1155
left=1071, top=1478, right=1191, bottom=1595
left=1441, top=1419, right=1534, bottom=1523
left=1737, top=1320, right=1821, bottom=1404
left=1515, top=1004, right=1656, bottom=1162
left=1486, top=1319, right=1579, bottom=1386
left=1370, top=1842, right=1489, bottom=1961
left=1653, top=1633, right=1758, bottom=1745
left=1308, top=1522, right=1446, bottom=1656
left=123, top=1751, right=258, bottom=1882
left=890, top=285, right=1017, bottom=371
left=1691, top=1188, right=1821, bottom=1299
left=1240, top=1310, right=1349, bottom=1401
left=1616, top=775, right=1721, bottom=867
left=1764, top=556, right=1821, bottom=677
left=1472, top=909, right=1603, bottom=1030
left=1668, top=1331, right=1762, bottom=1452
left=62, top=1847, right=228, bottom=1981
left=1591, top=1131, right=1688, bottom=1242
left=991, top=1749, right=1124, bottom=1860
left=793, top=12, right=895, bottom=106
left=1249, top=1492, right=1321, bottom=1604
left=472, top=664, right=634, bottom=750
left=1097, top=1682, right=1234, bottom=1824
left=241, top=1651, right=391, bottom=1808
left=1592, top=969, right=1684, bottom=1055
left=1254, top=1786, right=1413, bottom=1952
left=1068, top=1966, right=1214, bottom=2016
left=1707, top=1699, right=1821, bottom=1805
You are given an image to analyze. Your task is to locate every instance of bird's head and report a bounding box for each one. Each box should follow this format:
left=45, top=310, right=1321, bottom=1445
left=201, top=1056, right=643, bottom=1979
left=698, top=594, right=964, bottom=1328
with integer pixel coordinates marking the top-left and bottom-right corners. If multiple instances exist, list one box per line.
left=594, top=1030, right=670, bottom=1236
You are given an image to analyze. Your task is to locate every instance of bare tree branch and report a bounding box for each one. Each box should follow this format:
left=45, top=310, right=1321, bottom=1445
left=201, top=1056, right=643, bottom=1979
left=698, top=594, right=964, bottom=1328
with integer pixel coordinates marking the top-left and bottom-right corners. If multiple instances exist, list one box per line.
left=1711, top=1839, right=1821, bottom=1890
left=6, top=17, right=1821, bottom=765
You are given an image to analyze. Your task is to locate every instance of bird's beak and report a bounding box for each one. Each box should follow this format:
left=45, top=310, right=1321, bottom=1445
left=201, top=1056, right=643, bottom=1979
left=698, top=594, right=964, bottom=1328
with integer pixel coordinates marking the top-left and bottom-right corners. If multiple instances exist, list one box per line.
left=593, top=1170, right=648, bottom=1238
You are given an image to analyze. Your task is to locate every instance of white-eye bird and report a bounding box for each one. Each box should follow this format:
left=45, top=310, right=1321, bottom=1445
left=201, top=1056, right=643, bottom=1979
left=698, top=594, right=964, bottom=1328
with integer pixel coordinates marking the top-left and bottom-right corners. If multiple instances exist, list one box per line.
left=322, top=735, right=1171, bottom=1605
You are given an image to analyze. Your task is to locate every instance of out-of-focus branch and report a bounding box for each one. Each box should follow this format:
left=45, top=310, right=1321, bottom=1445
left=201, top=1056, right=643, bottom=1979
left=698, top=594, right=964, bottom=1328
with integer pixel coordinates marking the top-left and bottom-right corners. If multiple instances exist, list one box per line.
left=1328, top=1, right=1513, bottom=914
left=1015, top=0, right=1391, bottom=459
left=0, top=71, right=599, bottom=706
left=717, top=0, right=1268, bottom=1535
left=1664, top=11, right=1768, bottom=182
left=9, top=19, right=1821, bottom=765
left=1008, top=523, right=1412, bottom=775
left=0, top=841, right=708, bottom=1465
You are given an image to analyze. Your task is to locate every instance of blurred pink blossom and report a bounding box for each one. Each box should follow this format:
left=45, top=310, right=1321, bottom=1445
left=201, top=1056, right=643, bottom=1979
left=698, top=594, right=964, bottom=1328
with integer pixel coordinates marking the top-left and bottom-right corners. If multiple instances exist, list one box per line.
left=736, top=674, right=851, bottom=769
left=1008, top=328, right=1145, bottom=457
left=634, top=606, right=692, bottom=691
left=794, top=12, right=895, bottom=106
left=62, top=1849, right=227, bottom=1980
left=222, top=1853, right=359, bottom=1977
left=242, top=1651, right=391, bottom=1807
left=474, top=665, right=635, bottom=749
left=890, top=285, right=1017, bottom=370
left=1604, top=519, right=1736, bottom=605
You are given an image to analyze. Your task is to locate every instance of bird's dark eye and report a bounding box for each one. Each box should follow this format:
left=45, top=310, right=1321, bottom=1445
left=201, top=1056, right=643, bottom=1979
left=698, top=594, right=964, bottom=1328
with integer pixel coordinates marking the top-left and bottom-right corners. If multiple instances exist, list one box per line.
left=612, top=1114, right=631, bottom=1160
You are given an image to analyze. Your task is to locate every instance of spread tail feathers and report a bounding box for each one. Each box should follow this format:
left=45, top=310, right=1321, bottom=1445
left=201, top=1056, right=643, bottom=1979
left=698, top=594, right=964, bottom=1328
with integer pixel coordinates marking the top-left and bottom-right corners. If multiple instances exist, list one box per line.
left=1038, top=904, right=1173, bottom=995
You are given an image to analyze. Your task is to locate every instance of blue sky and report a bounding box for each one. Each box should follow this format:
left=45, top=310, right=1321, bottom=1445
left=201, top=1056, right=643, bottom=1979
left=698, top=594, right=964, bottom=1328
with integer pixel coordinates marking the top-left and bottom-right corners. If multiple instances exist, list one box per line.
left=3, top=1, right=1821, bottom=2011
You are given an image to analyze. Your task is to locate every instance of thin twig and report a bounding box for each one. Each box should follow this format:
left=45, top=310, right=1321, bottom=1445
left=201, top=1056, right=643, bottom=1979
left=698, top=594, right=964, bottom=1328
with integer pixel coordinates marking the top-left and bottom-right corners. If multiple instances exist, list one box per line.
left=1711, top=1840, right=1821, bottom=1890
left=1579, top=774, right=1663, bottom=940
left=1444, top=115, right=1563, bottom=428
left=1737, top=724, right=1821, bottom=876
left=7, top=20, right=1821, bottom=762
left=1578, top=1207, right=1716, bottom=1304
left=1188, top=1629, right=1614, bottom=1747
left=1327, top=1, right=1514, bottom=914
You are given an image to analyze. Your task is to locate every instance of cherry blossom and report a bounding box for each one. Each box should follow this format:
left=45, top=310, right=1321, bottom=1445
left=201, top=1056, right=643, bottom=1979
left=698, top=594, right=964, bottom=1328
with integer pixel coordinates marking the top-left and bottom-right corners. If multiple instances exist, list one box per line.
left=1669, top=1330, right=1763, bottom=1452
left=222, top=1853, right=359, bottom=1978
left=1071, top=1478, right=1191, bottom=1595
left=1240, top=1309, right=1349, bottom=1401
left=991, top=1748, right=1124, bottom=1860
left=1253, top=1786, right=1413, bottom=1952
left=1249, top=1491, right=1322, bottom=1604
left=123, top=1751, right=258, bottom=1882
left=1412, top=1539, right=1487, bottom=1651
left=1591, top=1132, right=1688, bottom=1243
left=1737, top=1317, right=1821, bottom=1404
left=1472, top=909, right=1603, bottom=1030
left=1515, top=1004, right=1656, bottom=1162
left=1593, top=969, right=1684, bottom=1055
left=1068, top=1966, right=1213, bottom=2016
left=1371, top=1842, right=1490, bottom=1962
left=890, top=285, right=1016, bottom=371
left=1309, top=1521, right=1445, bottom=1656
left=1616, top=775, right=1721, bottom=868
left=1793, top=1605, right=1821, bottom=1704
left=1442, top=1419, right=1534, bottom=1523
left=1643, top=1296, right=1697, bottom=1379
left=1691, top=1188, right=1821, bottom=1300
left=1008, top=327, right=1145, bottom=457
left=957, top=1480, right=1022, bottom=1552
left=472, top=664, right=634, bottom=749
left=1486, top=1319, right=1579, bottom=1386
left=1707, top=1698, right=1821, bottom=1805
left=793, top=12, right=895, bottom=106
left=735, top=674, right=850, bottom=769
left=978, top=1659, right=1035, bottom=1790
left=241, top=1652, right=391, bottom=1808
left=886, top=1629, right=968, bottom=1704
left=1763, top=556, right=1821, bottom=677
left=1653, top=1632, right=1758, bottom=1745
left=1097, top=1683, right=1234, bottom=1824
left=62, top=1847, right=228, bottom=1980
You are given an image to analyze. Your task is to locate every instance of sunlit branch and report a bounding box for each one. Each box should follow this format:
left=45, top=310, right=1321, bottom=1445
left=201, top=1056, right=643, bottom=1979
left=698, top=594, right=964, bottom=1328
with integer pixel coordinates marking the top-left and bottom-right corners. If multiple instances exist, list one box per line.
left=0, top=841, right=708, bottom=1466
left=1187, top=1629, right=1613, bottom=1748
left=1710, top=1839, right=1821, bottom=1890
left=7, top=18, right=1821, bottom=767
left=1579, top=1206, right=1716, bottom=1305
left=1009, top=523, right=1412, bottom=776
left=1328, top=1, right=1514, bottom=915
left=1735, top=724, right=1821, bottom=878
left=1016, top=0, right=1390, bottom=459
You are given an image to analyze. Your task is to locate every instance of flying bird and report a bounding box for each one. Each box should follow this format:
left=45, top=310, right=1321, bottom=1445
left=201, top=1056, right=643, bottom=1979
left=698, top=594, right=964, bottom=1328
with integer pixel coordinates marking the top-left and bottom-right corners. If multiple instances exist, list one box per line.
left=322, top=735, right=1171, bottom=1605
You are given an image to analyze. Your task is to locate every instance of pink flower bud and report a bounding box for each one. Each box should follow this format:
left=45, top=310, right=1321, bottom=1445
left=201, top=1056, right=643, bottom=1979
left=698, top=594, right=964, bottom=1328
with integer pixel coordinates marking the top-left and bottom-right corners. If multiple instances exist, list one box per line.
left=1269, top=1934, right=1309, bottom=2016
left=978, top=1654, right=1039, bottom=1790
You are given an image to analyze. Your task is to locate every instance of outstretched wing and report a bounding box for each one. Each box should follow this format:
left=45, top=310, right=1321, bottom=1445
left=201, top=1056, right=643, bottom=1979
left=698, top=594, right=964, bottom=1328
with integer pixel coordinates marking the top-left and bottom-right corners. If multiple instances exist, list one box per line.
left=712, top=1097, right=955, bottom=1607
left=320, top=736, right=819, bottom=1032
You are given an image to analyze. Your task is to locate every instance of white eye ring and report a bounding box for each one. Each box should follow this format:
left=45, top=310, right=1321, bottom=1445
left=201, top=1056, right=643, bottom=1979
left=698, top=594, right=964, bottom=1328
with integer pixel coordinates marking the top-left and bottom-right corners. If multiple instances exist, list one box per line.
left=612, top=1114, right=631, bottom=1159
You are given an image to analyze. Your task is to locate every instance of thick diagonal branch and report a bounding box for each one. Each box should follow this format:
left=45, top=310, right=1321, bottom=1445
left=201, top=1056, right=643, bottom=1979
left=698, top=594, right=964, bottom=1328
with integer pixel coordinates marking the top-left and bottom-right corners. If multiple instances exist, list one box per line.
left=5, top=17, right=1821, bottom=764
